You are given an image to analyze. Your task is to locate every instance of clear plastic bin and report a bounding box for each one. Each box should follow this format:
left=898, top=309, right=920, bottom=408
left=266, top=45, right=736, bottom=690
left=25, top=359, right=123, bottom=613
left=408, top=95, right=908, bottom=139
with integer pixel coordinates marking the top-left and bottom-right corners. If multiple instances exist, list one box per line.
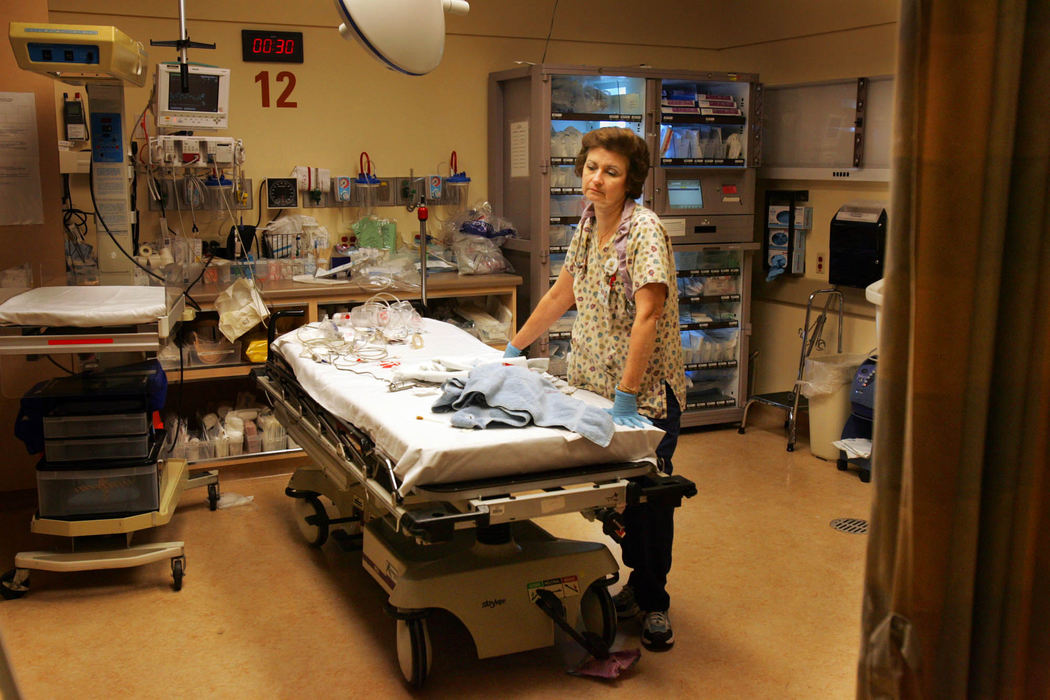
left=262, top=434, right=287, bottom=452
left=43, top=412, right=148, bottom=439
left=245, top=434, right=262, bottom=453
left=37, top=462, right=159, bottom=518
left=44, top=434, right=151, bottom=463
left=190, top=333, right=242, bottom=367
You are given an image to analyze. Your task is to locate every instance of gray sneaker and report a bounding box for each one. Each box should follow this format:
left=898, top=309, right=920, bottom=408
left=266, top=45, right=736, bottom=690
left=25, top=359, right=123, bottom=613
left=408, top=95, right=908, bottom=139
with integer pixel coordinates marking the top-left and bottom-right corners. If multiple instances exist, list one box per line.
left=612, top=585, right=641, bottom=619
left=641, top=610, right=674, bottom=651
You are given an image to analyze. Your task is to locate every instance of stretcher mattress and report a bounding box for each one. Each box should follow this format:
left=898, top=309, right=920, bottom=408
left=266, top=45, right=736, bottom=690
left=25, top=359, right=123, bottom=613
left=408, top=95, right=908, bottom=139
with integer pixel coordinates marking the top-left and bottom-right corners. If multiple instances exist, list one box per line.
left=0, top=287, right=167, bottom=327
left=274, top=318, right=665, bottom=492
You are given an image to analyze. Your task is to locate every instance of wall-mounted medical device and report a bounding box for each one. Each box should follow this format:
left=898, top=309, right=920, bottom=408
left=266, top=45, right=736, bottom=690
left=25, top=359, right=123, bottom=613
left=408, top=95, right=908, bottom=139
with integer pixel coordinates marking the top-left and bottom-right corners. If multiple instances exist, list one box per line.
left=155, top=62, right=231, bottom=130
left=8, top=23, right=148, bottom=87
left=148, top=136, right=245, bottom=168
left=8, top=22, right=148, bottom=284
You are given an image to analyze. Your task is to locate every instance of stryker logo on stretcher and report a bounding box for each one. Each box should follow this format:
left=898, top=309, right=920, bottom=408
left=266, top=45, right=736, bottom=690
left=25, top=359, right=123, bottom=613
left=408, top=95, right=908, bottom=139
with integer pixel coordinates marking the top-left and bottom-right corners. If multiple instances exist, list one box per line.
left=481, top=598, right=507, bottom=609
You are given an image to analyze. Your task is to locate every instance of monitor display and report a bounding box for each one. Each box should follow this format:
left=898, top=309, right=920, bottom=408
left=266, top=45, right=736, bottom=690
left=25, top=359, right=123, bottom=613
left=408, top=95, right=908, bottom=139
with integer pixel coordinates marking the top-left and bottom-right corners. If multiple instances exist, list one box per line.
left=667, top=179, right=703, bottom=209
left=166, top=72, right=220, bottom=113
left=155, top=63, right=230, bottom=129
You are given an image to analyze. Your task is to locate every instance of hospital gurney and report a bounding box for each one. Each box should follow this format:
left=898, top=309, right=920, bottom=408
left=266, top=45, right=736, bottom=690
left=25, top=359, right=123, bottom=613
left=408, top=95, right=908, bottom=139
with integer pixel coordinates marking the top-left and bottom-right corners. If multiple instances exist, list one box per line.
left=255, top=313, right=696, bottom=686
left=0, top=286, right=219, bottom=598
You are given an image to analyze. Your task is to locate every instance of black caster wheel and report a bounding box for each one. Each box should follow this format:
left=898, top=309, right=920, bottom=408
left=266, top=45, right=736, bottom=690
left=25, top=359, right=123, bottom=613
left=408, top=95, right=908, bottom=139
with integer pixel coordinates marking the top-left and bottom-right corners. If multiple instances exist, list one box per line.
left=737, top=426, right=746, bottom=434
left=1, top=569, right=29, bottom=600
left=787, top=443, right=795, bottom=452
left=397, top=617, right=431, bottom=688
left=580, top=581, right=617, bottom=649
left=294, top=496, right=329, bottom=547
left=836, top=459, right=848, bottom=471
left=171, top=557, right=185, bottom=591
left=208, top=482, right=220, bottom=511
left=859, top=470, right=871, bottom=483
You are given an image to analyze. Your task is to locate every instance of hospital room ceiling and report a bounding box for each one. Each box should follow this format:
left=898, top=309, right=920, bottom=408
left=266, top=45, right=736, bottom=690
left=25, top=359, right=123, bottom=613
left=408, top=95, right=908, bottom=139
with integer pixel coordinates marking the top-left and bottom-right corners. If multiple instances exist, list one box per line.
left=47, top=0, right=900, bottom=52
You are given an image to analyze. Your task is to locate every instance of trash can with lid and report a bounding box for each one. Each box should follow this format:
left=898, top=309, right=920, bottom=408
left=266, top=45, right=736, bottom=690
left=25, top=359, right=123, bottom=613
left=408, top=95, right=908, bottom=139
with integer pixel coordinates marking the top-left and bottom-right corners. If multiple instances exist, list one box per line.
left=798, top=353, right=868, bottom=460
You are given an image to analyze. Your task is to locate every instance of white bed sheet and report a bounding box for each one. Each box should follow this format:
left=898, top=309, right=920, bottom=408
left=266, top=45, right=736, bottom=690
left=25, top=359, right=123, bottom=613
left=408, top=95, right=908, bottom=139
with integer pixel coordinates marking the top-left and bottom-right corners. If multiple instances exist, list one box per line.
left=0, top=286, right=167, bottom=327
left=274, top=318, right=664, bottom=493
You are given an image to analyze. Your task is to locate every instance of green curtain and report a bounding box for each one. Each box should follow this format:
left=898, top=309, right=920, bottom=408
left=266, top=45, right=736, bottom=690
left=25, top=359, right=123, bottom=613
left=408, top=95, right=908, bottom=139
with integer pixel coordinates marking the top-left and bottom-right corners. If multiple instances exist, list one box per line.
left=858, top=0, right=1050, bottom=697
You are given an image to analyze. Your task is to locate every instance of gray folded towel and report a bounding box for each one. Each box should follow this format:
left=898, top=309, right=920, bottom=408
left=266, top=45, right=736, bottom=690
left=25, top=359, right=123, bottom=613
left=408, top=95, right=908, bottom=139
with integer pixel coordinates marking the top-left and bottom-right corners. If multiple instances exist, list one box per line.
left=432, top=362, right=615, bottom=446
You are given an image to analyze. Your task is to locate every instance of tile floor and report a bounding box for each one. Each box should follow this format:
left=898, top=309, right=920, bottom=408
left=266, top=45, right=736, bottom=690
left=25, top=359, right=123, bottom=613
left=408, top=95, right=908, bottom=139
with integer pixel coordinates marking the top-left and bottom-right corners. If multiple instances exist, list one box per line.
left=0, top=406, right=871, bottom=699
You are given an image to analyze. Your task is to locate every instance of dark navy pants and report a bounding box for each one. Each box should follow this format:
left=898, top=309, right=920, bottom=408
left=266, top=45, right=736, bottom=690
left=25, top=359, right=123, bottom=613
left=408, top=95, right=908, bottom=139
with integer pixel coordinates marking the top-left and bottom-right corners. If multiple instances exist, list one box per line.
left=621, top=383, right=681, bottom=613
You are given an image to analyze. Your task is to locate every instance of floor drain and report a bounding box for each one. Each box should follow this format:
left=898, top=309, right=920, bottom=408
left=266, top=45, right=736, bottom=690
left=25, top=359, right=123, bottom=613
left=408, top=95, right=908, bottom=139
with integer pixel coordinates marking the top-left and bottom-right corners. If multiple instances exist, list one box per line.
left=831, top=518, right=868, bottom=534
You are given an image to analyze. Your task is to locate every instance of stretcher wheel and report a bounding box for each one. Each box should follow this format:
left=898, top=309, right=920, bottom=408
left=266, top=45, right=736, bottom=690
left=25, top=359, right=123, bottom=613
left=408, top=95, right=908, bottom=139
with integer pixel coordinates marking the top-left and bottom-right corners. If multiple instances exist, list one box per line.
left=396, top=617, right=431, bottom=688
left=294, top=496, right=329, bottom=547
left=171, top=557, right=185, bottom=591
left=859, top=469, right=871, bottom=483
left=580, top=582, right=617, bottom=648
left=1, top=569, right=29, bottom=600
left=836, top=458, right=848, bottom=471
left=208, top=482, right=220, bottom=511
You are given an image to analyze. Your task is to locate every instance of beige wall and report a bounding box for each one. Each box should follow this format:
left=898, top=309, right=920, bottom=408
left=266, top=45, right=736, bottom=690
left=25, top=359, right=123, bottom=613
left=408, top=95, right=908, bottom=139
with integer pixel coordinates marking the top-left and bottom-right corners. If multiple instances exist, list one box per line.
left=0, top=1, right=898, bottom=491
left=724, top=23, right=897, bottom=395
left=1, top=0, right=70, bottom=492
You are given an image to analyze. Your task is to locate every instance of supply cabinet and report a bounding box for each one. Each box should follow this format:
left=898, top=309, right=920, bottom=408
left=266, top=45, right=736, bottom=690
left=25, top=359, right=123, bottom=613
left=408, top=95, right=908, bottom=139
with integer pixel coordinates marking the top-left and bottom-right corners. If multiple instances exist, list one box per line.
left=489, top=64, right=761, bottom=426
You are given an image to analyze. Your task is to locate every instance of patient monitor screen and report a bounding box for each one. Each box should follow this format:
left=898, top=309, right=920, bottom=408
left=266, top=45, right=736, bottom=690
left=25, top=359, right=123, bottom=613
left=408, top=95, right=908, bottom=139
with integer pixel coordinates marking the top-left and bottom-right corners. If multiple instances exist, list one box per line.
left=667, top=179, right=703, bottom=210
left=167, top=72, right=220, bottom=113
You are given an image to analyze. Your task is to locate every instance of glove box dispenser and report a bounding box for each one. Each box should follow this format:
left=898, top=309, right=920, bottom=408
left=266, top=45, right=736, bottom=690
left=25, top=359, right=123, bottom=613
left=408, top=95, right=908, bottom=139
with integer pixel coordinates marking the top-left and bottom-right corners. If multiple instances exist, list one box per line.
left=829, top=202, right=887, bottom=289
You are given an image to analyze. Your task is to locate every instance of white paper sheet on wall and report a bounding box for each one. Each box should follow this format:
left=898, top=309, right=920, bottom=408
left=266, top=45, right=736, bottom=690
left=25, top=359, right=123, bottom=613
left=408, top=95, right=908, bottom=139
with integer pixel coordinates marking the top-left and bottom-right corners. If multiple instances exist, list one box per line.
left=509, top=120, right=529, bottom=178
left=0, top=92, right=44, bottom=225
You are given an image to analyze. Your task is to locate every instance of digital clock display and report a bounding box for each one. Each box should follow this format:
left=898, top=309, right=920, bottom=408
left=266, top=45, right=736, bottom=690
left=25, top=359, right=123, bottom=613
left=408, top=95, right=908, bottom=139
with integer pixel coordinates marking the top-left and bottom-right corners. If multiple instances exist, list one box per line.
left=241, top=30, right=304, bottom=63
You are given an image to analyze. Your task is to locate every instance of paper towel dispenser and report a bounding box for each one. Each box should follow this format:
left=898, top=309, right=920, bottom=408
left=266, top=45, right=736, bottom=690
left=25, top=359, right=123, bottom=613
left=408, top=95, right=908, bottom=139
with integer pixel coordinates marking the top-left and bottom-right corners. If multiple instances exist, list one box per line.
left=829, top=201, right=887, bottom=288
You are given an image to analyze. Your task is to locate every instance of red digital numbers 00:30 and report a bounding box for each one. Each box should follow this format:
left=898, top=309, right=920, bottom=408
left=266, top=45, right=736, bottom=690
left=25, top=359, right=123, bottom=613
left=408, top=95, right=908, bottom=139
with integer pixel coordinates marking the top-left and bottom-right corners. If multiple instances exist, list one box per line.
left=252, top=37, right=295, bottom=55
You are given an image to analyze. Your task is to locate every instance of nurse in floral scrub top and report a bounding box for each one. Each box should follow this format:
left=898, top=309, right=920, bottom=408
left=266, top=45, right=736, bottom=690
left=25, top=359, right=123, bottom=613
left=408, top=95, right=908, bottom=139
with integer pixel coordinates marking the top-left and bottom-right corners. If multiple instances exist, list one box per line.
left=505, top=127, right=685, bottom=652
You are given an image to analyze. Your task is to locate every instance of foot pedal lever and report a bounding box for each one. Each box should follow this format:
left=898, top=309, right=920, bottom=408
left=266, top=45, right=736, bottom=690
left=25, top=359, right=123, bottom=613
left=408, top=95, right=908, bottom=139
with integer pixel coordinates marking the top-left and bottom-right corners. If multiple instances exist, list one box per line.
left=534, top=589, right=609, bottom=659
left=595, top=507, right=626, bottom=544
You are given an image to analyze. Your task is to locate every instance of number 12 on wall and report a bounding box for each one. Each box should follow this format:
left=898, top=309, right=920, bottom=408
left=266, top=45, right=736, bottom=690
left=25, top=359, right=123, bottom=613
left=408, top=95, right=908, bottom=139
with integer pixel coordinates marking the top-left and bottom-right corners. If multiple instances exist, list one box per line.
left=254, top=71, right=297, bottom=108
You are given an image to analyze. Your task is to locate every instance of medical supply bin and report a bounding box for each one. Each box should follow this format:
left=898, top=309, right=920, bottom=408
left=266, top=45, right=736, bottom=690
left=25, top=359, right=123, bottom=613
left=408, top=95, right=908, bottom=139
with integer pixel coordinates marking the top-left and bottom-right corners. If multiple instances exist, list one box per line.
left=43, top=433, right=152, bottom=463
left=36, top=461, right=160, bottom=519
left=42, top=412, right=149, bottom=439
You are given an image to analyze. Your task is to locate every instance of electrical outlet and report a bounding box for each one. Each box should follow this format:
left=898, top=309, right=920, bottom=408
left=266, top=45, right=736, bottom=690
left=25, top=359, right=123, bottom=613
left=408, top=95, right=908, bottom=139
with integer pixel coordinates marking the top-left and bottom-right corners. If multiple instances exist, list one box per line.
left=816, top=252, right=826, bottom=277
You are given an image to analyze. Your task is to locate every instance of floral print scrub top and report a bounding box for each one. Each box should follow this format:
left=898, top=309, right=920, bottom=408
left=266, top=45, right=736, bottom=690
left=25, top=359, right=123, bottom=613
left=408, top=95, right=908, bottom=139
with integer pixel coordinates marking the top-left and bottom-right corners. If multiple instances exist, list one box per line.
left=564, top=200, right=686, bottom=419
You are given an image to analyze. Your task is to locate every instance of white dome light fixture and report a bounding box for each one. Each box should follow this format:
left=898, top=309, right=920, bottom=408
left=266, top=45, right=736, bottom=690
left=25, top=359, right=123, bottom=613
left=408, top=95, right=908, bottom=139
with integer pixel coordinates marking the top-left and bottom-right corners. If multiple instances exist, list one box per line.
left=334, top=0, right=470, bottom=76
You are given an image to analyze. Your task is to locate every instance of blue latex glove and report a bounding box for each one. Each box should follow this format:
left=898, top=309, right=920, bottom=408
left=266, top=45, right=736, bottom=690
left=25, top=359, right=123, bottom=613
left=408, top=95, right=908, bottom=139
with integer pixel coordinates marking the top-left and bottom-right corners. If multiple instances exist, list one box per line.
left=503, top=342, right=523, bottom=358
left=605, top=389, right=653, bottom=428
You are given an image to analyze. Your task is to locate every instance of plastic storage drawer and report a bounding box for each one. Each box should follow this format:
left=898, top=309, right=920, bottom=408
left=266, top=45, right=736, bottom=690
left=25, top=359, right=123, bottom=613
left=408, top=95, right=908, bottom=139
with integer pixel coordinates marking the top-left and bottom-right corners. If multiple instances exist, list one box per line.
left=44, top=434, right=151, bottom=463
left=36, top=462, right=159, bottom=518
left=42, top=412, right=148, bottom=439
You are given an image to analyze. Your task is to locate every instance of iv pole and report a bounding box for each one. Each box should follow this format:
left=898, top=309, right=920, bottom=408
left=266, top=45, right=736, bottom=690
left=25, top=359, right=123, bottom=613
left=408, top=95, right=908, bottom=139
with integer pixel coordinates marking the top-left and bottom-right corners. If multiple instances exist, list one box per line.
left=150, top=0, right=216, bottom=91
left=417, top=197, right=428, bottom=308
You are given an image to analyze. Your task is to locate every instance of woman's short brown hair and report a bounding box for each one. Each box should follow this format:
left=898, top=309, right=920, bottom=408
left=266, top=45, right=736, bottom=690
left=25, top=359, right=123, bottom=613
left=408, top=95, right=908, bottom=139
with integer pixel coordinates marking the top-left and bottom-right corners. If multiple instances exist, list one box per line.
left=573, top=127, right=650, bottom=200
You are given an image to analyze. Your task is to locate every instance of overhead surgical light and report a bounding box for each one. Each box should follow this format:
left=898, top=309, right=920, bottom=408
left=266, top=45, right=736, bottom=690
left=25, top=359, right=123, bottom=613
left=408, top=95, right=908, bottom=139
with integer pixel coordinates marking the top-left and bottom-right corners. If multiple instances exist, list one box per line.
left=333, top=0, right=469, bottom=76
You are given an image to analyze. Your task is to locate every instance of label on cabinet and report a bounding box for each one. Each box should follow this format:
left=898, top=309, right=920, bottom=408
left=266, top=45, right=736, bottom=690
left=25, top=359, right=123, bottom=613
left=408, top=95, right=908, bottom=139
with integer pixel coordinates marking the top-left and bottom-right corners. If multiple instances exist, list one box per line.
left=663, top=218, right=687, bottom=238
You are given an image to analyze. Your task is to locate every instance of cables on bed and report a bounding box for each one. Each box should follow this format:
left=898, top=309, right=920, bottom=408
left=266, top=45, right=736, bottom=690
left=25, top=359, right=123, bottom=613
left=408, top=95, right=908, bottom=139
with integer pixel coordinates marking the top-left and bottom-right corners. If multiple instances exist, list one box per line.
left=290, top=293, right=424, bottom=370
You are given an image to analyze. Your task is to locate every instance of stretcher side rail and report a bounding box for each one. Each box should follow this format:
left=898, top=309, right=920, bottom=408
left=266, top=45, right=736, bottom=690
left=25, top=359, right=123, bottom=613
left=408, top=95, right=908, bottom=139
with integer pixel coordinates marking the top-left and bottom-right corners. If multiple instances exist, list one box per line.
left=255, top=367, right=411, bottom=525
left=256, top=358, right=400, bottom=493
